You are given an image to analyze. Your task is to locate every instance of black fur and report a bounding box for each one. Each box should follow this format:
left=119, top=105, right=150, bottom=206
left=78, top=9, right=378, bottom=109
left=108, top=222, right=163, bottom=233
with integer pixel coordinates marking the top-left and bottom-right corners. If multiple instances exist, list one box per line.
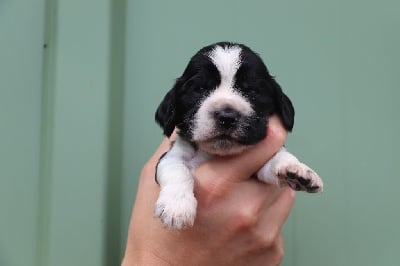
left=155, top=42, right=295, bottom=144
left=155, top=88, right=177, bottom=137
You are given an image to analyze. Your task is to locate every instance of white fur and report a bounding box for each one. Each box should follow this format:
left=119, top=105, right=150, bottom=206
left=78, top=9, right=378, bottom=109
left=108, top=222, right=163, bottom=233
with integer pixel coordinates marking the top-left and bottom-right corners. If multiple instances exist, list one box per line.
left=155, top=137, right=210, bottom=229
left=257, top=147, right=323, bottom=191
left=192, top=44, right=253, bottom=143
left=208, top=45, right=242, bottom=88
left=257, top=147, right=300, bottom=185
left=192, top=89, right=253, bottom=142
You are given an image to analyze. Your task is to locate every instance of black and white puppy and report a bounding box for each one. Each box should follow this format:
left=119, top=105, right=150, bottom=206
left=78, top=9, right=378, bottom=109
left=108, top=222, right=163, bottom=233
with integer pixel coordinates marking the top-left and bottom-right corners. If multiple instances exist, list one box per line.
left=155, top=42, right=323, bottom=229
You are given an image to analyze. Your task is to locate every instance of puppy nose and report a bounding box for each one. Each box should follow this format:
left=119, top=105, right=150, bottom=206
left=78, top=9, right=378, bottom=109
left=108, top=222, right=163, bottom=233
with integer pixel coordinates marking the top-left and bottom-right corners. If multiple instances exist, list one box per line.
left=214, top=108, right=241, bottom=129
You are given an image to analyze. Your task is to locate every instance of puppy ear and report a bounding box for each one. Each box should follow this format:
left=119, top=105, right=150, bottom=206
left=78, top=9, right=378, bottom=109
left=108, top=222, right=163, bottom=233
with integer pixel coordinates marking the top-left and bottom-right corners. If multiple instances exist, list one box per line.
left=155, top=87, right=177, bottom=137
left=272, top=80, right=295, bottom=131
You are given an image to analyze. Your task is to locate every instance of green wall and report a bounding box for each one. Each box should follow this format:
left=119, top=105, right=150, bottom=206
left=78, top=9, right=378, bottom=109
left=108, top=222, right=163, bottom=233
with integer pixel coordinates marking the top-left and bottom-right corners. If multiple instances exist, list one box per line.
left=125, top=1, right=400, bottom=265
left=0, top=1, right=44, bottom=265
left=1, top=0, right=124, bottom=265
left=1, top=0, right=399, bottom=265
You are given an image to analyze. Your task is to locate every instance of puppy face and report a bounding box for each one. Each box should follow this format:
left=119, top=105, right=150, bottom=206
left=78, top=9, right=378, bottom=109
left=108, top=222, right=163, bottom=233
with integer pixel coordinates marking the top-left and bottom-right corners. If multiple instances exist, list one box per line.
left=156, top=42, right=294, bottom=156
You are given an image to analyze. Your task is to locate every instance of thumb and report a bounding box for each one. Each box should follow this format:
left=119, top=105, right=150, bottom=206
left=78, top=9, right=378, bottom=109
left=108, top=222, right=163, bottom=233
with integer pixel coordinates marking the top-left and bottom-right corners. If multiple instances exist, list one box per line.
left=194, top=115, right=287, bottom=183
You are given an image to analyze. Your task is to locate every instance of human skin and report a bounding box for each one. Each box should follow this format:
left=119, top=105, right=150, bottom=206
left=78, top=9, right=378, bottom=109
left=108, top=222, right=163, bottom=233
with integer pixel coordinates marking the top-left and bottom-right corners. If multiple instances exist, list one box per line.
left=122, top=115, right=295, bottom=266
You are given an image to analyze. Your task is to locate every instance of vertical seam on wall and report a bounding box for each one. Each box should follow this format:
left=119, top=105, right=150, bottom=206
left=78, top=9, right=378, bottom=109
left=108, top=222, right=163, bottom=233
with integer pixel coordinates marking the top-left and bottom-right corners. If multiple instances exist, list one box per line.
left=36, top=0, right=58, bottom=265
left=104, top=0, right=127, bottom=264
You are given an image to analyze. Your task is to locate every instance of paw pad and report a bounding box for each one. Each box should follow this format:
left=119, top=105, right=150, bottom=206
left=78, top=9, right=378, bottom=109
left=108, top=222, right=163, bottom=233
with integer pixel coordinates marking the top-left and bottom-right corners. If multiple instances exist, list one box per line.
left=279, top=164, right=323, bottom=193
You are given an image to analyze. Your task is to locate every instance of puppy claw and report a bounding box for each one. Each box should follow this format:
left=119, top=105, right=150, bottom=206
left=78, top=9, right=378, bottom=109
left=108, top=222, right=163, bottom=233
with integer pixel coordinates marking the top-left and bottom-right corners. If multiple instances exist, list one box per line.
left=154, top=190, right=197, bottom=229
left=278, top=163, right=323, bottom=193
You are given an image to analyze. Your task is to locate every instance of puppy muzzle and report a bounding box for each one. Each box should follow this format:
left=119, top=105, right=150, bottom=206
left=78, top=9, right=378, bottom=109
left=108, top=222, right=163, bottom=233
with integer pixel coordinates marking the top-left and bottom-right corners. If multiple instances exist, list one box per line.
left=214, top=107, right=241, bottom=130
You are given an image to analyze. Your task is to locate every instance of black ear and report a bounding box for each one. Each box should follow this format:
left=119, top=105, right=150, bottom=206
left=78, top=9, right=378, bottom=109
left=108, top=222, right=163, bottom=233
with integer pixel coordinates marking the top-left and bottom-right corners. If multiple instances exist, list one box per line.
left=272, top=80, right=295, bottom=131
left=155, top=87, right=177, bottom=137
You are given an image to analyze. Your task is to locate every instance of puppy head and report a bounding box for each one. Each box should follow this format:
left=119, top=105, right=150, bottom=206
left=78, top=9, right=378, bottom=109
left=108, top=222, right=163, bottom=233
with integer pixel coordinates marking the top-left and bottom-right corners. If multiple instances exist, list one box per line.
left=156, top=42, right=294, bottom=156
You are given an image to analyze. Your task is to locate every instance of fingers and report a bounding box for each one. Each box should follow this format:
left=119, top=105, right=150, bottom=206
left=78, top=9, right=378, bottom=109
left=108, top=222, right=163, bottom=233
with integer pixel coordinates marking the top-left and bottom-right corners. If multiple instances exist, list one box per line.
left=195, top=115, right=288, bottom=183
left=259, top=187, right=296, bottom=233
left=242, top=187, right=294, bottom=261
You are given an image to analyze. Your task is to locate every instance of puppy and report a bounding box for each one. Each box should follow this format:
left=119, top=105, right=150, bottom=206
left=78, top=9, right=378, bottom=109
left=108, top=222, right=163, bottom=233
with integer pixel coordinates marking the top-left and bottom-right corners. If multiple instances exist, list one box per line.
left=154, top=42, right=323, bottom=229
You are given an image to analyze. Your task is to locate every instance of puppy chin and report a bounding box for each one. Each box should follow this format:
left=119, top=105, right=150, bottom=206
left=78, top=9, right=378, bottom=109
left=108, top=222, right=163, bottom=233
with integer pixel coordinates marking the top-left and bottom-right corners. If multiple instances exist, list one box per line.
left=197, top=138, right=250, bottom=156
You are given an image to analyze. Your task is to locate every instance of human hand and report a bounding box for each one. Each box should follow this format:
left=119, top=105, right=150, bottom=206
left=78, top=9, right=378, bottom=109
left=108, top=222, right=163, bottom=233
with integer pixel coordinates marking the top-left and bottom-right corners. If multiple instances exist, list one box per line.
left=122, top=115, right=295, bottom=266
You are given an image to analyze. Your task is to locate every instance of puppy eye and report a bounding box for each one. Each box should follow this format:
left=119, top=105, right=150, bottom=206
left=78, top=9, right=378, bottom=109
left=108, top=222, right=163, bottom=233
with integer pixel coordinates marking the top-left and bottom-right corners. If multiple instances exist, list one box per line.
left=248, top=86, right=260, bottom=95
left=188, top=83, right=206, bottom=94
left=244, top=86, right=261, bottom=101
left=183, top=79, right=205, bottom=94
left=193, top=86, right=205, bottom=93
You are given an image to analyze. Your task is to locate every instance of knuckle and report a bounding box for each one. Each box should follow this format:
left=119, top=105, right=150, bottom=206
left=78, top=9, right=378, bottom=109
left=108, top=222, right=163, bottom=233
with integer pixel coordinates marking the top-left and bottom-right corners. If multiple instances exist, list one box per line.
left=233, top=207, right=259, bottom=230
left=258, top=233, right=276, bottom=249
left=270, top=240, right=285, bottom=264
left=195, top=178, right=226, bottom=208
left=253, top=228, right=280, bottom=250
left=276, top=245, right=285, bottom=262
left=267, top=119, right=288, bottom=145
left=260, top=234, right=285, bottom=265
left=269, top=246, right=284, bottom=265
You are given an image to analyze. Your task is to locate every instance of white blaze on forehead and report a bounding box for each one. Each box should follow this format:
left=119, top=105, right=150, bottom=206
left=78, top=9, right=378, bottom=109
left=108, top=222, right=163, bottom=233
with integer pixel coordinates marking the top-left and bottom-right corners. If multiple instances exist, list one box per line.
left=208, top=45, right=242, bottom=88
left=192, top=44, right=254, bottom=142
left=204, top=44, right=252, bottom=116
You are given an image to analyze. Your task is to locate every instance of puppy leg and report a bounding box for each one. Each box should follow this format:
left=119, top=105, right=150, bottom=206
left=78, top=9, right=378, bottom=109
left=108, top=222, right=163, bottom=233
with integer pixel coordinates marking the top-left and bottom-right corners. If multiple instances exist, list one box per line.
left=155, top=137, right=198, bottom=229
left=257, top=147, right=323, bottom=193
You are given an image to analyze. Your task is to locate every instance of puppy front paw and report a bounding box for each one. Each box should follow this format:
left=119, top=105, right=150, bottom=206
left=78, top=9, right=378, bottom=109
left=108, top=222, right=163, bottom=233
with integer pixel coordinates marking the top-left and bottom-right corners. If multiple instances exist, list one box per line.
left=278, top=163, right=323, bottom=193
left=154, top=188, right=198, bottom=229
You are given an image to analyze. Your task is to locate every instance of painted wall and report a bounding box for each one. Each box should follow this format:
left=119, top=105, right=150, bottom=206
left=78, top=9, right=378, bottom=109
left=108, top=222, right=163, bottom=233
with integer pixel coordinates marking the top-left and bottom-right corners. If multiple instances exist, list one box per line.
left=1, top=0, right=399, bottom=265
left=0, top=0, right=124, bottom=265
left=124, top=1, right=400, bottom=265
left=0, top=1, right=44, bottom=265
